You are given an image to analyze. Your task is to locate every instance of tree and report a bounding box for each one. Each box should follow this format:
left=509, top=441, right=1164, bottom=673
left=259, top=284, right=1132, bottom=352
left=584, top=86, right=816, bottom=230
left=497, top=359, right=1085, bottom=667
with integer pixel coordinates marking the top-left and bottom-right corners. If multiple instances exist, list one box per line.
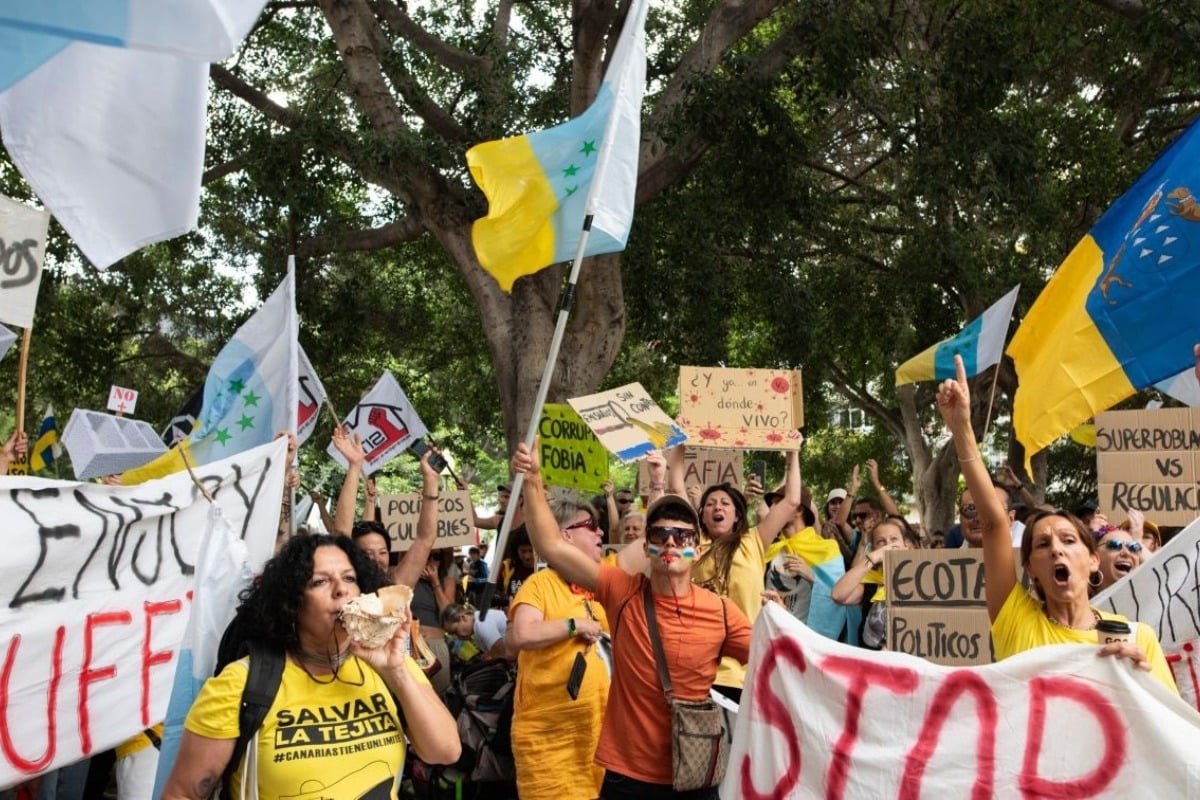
left=195, top=0, right=835, bottom=453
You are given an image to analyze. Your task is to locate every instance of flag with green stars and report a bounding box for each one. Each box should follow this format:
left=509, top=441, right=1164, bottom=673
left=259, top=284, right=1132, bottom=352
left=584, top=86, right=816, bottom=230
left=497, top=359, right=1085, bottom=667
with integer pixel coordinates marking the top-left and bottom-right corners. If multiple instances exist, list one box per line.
left=123, top=266, right=298, bottom=483
left=466, top=0, right=647, bottom=292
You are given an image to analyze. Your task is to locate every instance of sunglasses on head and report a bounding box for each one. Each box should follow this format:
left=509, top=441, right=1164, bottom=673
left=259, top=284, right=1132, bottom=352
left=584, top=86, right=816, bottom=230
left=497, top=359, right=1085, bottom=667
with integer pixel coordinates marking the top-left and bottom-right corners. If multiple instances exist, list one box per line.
left=959, top=503, right=978, bottom=519
left=645, top=525, right=699, bottom=547
left=1103, top=539, right=1143, bottom=554
left=563, top=518, right=599, bottom=533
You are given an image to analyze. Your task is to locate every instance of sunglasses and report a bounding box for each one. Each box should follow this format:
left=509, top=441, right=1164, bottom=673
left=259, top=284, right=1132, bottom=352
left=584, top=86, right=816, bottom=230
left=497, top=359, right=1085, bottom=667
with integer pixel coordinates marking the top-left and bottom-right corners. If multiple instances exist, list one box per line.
left=959, top=503, right=978, bottom=519
left=616, top=497, right=633, bottom=505
left=645, top=525, right=699, bottom=547
left=1102, top=539, right=1143, bottom=554
left=851, top=512, right=873, bottom=522
left=564, top=518, right=600, bottom=533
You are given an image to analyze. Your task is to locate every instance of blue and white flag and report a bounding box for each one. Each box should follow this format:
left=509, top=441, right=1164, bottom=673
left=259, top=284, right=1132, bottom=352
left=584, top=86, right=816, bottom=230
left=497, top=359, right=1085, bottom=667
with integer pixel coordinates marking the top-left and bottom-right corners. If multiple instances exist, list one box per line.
left=0, top=1, right=269, bottom=267
left=896, top=285, right=1020, bottom=386
left=123, top=264, right=298, bottom=483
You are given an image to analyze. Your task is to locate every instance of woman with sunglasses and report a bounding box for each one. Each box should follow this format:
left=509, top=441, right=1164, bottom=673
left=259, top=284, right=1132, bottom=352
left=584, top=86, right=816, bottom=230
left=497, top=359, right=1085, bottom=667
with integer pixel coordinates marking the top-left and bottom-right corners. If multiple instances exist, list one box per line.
left=507, top=499, right=611, bottom=800
left=1093, top=522, right=1144, bottom=592
left=511, top=442, right=751, bottom=800
left=937, top=356, right=1175, bottom=691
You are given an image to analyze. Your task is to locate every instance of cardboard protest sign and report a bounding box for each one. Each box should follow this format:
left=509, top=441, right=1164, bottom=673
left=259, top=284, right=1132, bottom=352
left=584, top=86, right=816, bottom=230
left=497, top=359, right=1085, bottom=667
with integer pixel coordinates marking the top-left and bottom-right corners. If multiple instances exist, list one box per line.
left=0, top=439, right=286, bottom=786
left=567, top=382, right=686, bottom=463
left=0, top=194, right=50, bottom=329
left=727, top=604, right=1200, bottom=799
left=678, top=366, right=803, bottom=449
left=107, top=384, right=139, bottom=414
left=1095, top=407, right=1200, bottom=526
left=295, top=345, right=327, bottom=445
left=637, top=446, right=743, bottom=493
left=380, top=490, right=476, bottom=551
left=327, top=371, right=428, bottom=475
left=884, top=548, right=993, bottom=666
left=538, top=403, right=609, bottom=493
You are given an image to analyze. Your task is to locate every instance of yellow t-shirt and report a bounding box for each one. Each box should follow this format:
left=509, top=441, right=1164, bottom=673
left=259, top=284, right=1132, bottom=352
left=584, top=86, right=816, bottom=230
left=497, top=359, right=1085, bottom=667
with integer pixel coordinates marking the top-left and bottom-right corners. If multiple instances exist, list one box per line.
left=509, top=568, right=610, bottom=800
left=692, top=528, right=765, bottom=689
left=186, top=654, right=425, bottom=799
left=991, top=583, right=1177, bottom=694
left=115, top=723, right=163, bottom=759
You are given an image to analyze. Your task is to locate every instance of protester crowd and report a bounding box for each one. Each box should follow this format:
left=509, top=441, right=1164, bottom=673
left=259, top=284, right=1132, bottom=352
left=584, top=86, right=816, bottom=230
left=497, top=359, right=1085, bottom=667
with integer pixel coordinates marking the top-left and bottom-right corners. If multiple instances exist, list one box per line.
left=4, top=346, right=1199, bottom=800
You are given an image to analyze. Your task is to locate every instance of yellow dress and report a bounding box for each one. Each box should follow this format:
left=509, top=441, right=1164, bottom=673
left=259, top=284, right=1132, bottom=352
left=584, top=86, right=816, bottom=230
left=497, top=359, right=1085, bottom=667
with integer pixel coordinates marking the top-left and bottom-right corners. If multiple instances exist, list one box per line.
left=509, top=568, right=611, bottom=799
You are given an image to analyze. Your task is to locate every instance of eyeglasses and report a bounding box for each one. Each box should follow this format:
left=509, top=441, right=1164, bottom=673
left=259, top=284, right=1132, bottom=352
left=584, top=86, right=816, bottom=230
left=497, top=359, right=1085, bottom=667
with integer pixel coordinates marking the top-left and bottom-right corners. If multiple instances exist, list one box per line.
left=645, top=525, right=699, bottom=547
left=564, top=518, right=599, bottom=533
left=960, top=503, right=978, bottom=519
left=1103, top=539, right=1143, bottom=554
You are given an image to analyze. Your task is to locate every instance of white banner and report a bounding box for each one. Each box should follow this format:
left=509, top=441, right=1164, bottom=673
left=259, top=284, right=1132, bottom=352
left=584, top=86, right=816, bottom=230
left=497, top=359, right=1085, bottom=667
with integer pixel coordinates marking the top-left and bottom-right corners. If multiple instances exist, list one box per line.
left=1094, top=515, right=1200, bottom=651
left=0, top=438, right=288, bottom=788
left=295, top=345, right=327, bottom=445
left=727, top=604, right=1200, bottom=799
left=327, top=371, right=428, bottom=476
left=0, top=194, right=50, bottom=329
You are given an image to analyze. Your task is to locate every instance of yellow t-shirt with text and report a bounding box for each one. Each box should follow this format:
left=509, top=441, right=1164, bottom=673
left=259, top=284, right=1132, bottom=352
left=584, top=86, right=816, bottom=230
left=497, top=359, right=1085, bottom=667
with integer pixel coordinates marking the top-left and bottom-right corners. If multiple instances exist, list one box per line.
left=186, top=654, right=426, bottom=799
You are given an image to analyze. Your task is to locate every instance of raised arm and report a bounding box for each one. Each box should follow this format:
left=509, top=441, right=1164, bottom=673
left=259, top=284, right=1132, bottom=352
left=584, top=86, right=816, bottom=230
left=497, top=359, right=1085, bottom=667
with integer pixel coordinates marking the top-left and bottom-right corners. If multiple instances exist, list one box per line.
left=601, top=479, right=619, bottom=542
left=393, top=450, right=442, bottom=588
left=0, top=429, right=27, bottom=475
left=330, top=426, right=367, bottom=537
left=831, top=535, right=877, bottom=606
left=755, top=446, right=803, bottom=548
left=364, top=477, right=381, bottom=522
left=866, top=458, right=900, bottom=516
left=511, top=442, right=600, bottom=591
left=665, top=444, right=689, bottom=500
left=644, top=449, right=667, bottom=506
left=937, top=355, right=1014, bottom=622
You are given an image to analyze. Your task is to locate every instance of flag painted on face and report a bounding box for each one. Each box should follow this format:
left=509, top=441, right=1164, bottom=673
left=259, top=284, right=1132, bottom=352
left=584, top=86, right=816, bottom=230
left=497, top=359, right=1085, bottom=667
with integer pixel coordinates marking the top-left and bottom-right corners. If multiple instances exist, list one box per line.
left=466, top=0, right=647, bottom=292
left=122, top=266, right=298, bottom=483
left=895, top=285, right=1020, bottom=386
left=29, top=402, right=60, bottom=472
left=1009, top=119, right=1200, bottom=466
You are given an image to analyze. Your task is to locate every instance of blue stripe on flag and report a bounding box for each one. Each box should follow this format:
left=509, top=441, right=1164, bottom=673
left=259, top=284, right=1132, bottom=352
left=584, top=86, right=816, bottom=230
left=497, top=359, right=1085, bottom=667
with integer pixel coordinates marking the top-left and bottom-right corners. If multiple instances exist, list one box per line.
left=933, top=315, right=983, bottom=380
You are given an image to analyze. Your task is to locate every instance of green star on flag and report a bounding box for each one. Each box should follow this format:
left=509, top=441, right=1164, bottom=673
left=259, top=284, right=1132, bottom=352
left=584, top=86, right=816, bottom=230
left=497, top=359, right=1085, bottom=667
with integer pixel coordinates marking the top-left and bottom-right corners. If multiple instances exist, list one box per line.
left=228, top=378, right=246, bottom=394
left=243, top=390, right=261, bottom=407
left=214, top=428, right=232, bottom=445
left=237, top=414, right=255, bottom=431
left=580, top=140, right=597, bottom=156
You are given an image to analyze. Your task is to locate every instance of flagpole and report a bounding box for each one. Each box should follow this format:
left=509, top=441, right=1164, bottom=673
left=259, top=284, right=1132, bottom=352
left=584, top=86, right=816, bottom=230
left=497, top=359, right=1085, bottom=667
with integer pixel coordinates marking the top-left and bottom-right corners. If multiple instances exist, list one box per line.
left=982, top=361, right=1001, bottom=444
left=478, top=222, right=596, bottom=618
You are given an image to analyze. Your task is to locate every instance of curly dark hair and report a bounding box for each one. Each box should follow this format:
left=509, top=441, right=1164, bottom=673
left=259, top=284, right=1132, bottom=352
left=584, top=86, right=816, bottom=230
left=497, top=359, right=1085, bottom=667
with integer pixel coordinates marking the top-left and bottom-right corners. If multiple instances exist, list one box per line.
left=235, top=534, right=390, bottom=652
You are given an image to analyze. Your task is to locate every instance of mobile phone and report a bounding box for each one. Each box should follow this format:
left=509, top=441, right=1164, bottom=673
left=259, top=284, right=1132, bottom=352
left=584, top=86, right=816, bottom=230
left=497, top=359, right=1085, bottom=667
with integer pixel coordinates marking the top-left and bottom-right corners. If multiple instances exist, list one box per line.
left=566, top=651, right=587, bottom=700
left=409, top=439, right=448, bottom=473
left=750, top=460, right=767, bottom=485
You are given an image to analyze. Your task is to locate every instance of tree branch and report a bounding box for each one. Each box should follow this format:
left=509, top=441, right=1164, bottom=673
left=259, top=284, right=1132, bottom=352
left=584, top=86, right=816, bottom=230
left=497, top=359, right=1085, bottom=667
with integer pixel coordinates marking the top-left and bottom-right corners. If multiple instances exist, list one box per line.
left=297, top=217, right=426, bottom=257
left=373, top=0, right=492, bottom=74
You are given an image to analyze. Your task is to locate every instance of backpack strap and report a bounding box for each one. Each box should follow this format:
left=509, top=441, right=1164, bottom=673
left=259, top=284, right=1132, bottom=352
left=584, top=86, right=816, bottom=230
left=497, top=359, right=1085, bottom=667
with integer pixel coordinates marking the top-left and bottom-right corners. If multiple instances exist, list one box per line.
left=221, top=640, right=285, bottom=799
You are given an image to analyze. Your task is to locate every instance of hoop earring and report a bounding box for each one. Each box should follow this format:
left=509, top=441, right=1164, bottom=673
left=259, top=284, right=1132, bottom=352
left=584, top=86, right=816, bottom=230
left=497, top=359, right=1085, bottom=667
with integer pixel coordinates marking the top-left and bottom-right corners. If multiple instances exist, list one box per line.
left=1088, top=570, right=1102, bottom=588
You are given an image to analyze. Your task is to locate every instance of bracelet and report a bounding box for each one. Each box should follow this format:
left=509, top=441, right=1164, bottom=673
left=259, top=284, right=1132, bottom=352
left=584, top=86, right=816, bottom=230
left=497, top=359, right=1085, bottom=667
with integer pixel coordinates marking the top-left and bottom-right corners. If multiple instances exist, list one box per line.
left=566, top=618, right=578, bottom=637
left=422, top=492, right=440, bottom=500
left=649, top=482, right=665, bottom=490
left=957, top=454, right=979, bottom=464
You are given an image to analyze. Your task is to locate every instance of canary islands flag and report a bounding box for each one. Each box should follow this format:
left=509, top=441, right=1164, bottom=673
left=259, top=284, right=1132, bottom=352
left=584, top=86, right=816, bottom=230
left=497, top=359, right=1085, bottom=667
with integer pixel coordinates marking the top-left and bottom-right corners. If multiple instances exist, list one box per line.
left=122, top=265, right=298, bottom=483
left=466, top=0, right=647, bottom=292
left=895, top=285, right=1020, bottom=386
left=764, top=527, right=849, bottom=641
left=1008, top=119, right=1200, bottom=465
left=30, top=402, right=60, bottom=471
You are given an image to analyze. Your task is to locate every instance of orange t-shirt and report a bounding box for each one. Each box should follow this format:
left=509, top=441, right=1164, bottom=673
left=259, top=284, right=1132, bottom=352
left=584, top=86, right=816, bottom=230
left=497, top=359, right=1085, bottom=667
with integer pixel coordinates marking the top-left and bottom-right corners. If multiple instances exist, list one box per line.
left=594, top=563, right=751, bottom=785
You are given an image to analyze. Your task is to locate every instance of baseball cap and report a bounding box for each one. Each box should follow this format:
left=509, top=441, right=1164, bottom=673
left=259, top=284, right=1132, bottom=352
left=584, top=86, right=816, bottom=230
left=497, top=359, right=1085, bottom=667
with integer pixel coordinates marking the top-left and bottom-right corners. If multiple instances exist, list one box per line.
left=646, top=494, right=700, bottom=530
left=826, top=488, right=848, bottom=504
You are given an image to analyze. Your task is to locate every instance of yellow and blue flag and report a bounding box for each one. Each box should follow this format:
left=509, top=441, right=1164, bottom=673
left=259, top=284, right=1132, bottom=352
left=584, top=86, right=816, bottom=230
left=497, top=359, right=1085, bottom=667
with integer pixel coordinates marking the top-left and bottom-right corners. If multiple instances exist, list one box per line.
left=29, top=403, right=60, bottom=472
left=765, top=527, right=849, bottom=641
left=895, top=285, right=1020, bottom=386
left=466, top=0, right=647, bottom=292
left=122, top=265, right=298, bottom=483
left=1009, top=119, right=1200, bottom=465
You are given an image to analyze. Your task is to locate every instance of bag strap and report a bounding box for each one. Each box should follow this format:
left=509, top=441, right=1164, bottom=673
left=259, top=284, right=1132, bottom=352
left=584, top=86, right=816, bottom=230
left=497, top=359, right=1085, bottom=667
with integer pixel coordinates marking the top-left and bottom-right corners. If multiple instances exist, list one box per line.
left=222, top=640, right=285, bottom=799
left=642, top=582, right=675, bottom=703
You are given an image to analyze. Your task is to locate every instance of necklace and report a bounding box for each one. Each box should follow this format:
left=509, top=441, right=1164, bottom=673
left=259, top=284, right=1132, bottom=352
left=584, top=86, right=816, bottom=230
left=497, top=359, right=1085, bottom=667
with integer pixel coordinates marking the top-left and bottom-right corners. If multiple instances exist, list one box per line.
left=293, top=645, right=351, bottom=674
left=1044, top=606, right=1101, bottom=631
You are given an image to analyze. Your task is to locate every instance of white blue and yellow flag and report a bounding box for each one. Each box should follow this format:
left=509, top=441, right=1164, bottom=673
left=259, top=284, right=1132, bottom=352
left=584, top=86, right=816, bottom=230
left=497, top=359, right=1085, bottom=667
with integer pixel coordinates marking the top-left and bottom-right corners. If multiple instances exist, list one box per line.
left=29, top=402, right=60, bottom=472
left=466, top=0, right=647, bottom=291
left=896, top=285, right=1020, bottom=386
left=122, top=265, right=298, bottom=483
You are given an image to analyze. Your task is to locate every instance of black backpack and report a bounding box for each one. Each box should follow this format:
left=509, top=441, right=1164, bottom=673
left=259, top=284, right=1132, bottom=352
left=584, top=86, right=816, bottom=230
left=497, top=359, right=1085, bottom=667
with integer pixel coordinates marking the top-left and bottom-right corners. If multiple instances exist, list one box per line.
left=213, top=610, right=286, bottom=799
